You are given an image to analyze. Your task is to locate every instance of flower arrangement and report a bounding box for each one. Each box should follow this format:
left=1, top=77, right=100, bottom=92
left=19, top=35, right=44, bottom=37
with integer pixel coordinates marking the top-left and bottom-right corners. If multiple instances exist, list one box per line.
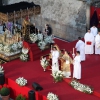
left=20, top=48, right=29, bottom=61
left=17, top=41, right=23, bottom=49
left=47, top=92, right=59, bottom=100
left=16, top=77, right=27, bottom=86
left=0, top=65, right=4, bottom=74
left=70, top=80, right=93, bottom=94
left=40, top=57, right=49, bottom=71
left=44, top=36, right=54, bottom=44
left=51, top=71, right=63, bottom=83
left=29, top=33, right=38, bottom=43
left=37, top=33, right=43, bottom=41
left=0, top=43, right=4, bottom=51
left=11, top=43, right=18, bottom=51
left=4, top=45, right=11, bottom=53
left=38, top=40, right=46, bottom=50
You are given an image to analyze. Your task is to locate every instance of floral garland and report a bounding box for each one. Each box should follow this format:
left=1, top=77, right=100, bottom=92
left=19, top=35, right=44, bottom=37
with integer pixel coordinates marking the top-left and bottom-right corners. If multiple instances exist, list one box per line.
left=70, top=80, right=93, bottom=94
left=20, top=47, right=29, bottom=62
left=51, top=71, right=63, bottom=83
left=16, top=77, right=27, bottom=86
left=0, top=65, right=4, bottom=74
left=47, top=92, right=59, bottom=100
left=40, top=57, right=49, bottom=71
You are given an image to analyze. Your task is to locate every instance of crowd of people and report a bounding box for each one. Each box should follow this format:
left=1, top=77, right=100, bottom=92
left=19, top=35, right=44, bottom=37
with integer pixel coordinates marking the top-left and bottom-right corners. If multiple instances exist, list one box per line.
left=49, top=25, right=100, bottom=81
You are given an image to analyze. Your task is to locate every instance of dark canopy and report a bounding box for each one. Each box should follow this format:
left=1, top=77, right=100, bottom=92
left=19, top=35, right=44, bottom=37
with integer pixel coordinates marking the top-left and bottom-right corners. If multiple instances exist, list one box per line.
left=0, top=2, right=40, bottom=13
left=0, top=2, right=41, bottom=22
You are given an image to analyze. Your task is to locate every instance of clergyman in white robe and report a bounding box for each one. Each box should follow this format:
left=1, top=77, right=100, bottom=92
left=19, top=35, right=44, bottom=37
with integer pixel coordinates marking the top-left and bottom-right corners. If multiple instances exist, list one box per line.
left=90, top=26, right=98, bottom=37
left=95, top=32, right=100, bottom=54
left=75, top=37, right=85, bottom=61
left=51, top=47, right=60, bottom=72
left=84, top=30, right=94, bottom=54
left=73, top=51, right=81, bottom=79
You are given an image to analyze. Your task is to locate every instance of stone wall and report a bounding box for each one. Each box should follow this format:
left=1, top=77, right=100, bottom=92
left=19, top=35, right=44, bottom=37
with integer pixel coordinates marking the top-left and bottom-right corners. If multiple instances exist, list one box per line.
left=3, top=0, right=86, bottom=41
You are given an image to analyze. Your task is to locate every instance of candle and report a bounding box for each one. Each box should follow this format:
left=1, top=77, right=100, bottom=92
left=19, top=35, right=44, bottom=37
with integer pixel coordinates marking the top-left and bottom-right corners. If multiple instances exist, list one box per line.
left=73, top=48, right=74, bottom=54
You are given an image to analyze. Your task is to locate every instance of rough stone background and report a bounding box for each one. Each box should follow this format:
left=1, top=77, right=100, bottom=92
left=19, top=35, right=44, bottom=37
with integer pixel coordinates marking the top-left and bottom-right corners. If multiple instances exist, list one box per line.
left=3, top=0, right=86, bottom=41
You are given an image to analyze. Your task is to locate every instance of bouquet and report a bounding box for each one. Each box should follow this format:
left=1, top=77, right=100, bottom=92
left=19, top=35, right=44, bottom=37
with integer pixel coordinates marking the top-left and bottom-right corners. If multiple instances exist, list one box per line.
left=40, top=57, right=49, bottom=71
left=37, top=33, right=43, bottom=41
left=0, top=65, right=4, bottom=74
left=51, top=71, right=63, bottom=83
left=4, top=45, right=11, bottom=53
left=38, top=40, right=46, bottom=50
left=20, top=48, right=29, bottom=61
left=17, top=41, right=23, bottom=49
left=16, top=77, right=27, bottom=86
left=47, top=92, right=59, bottom=100
left=11, top=43, right=18, bottom=51
left=0, top=43, right=4, bottom=51
left=44, top=36, right=55, bottom=44
left=70, top=80, right=93, bottom=94
left=29, top=33, right=38, bottom=43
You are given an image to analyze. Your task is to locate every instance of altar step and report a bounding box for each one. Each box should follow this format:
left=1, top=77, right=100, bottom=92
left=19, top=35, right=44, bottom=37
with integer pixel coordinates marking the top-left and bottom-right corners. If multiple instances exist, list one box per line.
left=23, top=41, right=50, bottom=61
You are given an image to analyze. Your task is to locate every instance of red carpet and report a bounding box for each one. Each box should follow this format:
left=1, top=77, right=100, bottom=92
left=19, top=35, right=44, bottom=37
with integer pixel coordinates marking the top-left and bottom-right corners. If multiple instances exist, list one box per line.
left=2, top=38, right=100, bottom=100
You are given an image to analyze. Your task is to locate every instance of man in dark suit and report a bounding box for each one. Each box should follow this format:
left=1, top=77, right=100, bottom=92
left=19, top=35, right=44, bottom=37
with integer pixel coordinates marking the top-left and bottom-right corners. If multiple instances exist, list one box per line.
left=44, top=24, right=52, bottom=36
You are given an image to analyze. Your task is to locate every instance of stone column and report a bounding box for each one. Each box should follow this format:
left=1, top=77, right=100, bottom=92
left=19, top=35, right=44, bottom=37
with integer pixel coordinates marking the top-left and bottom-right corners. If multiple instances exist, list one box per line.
left=86, top=3, right=91, bottom=30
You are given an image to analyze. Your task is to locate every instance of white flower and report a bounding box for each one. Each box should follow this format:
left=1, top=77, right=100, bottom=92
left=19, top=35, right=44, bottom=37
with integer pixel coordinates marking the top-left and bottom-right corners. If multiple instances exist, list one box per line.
left=0, top=65, right=4, bottom=74
left=0, top=44, right=4, bottom=51
left=29, top=34, right=38, bottom=43
left=37, top=33, right=43, bottom=41
left=38, top=41, right=46, bottom=50
left=40, top=57, right=49, bottom=69
left=11, top=43, right=18, bottom=51
left=16, top=77, right=27, bottom=86
left=4, top=45, right=11, bottom=53
left=51, top=71, right=63, bottom=82
left=70, top=80, right=93, bottom=94
left=22, top=48, right=29, bottom=54
left=20, top=54, right=28, bottom=61
left=44, top=36, right=55, bottom=44
left=47, top=92, right=59, bottom=100
left=17, top=41, right=23, bottom=49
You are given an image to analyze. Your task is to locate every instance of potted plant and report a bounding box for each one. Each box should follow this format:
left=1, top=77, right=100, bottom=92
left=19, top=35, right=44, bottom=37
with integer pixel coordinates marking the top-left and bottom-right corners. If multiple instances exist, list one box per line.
left=0, top=87, right=10, bottom=100
left=16, top=94, right=26, bottom=100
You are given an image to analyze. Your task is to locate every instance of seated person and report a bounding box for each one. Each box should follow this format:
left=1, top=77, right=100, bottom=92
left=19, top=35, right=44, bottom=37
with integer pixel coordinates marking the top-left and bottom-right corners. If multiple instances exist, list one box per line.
left=60, top=50, right=73, bottom=78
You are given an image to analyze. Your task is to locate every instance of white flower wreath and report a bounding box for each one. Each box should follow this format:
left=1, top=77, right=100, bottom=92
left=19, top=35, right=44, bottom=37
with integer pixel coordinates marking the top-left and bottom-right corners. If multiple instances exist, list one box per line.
left=47, top=92, right=59, bottom=100
left=70, top=80, right=93, bottom=94
left=16, top=77, right=27, bottom=86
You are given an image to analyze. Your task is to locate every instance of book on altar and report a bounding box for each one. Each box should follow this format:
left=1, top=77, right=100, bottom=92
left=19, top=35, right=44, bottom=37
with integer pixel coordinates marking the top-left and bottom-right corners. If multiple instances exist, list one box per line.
left=86, top=41, right=91, bottom=45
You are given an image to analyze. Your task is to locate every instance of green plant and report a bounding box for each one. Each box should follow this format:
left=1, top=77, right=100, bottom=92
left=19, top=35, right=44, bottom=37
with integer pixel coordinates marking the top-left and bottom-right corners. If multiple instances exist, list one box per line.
left=16, top=94, right=26, bottom=100
left=0, top=87, right=10, bottom=96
